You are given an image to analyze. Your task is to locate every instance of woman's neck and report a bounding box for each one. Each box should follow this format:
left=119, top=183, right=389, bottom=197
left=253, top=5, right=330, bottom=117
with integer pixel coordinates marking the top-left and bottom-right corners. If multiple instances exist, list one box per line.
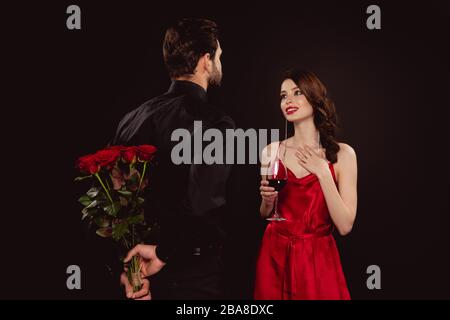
left=289, top=118, right=320, bottom=149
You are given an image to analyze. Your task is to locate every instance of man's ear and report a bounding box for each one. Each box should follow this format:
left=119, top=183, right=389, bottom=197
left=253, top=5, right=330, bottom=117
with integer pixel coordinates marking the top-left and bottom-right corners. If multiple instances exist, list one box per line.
left=195, top=53, right=212, bottom=76
left=202, top=53, right=213, bottom=73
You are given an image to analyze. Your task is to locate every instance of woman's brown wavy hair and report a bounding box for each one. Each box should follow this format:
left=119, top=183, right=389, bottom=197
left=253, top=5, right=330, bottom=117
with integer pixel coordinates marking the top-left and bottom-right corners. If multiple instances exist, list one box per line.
left=283, top=68, right=340, bottom=164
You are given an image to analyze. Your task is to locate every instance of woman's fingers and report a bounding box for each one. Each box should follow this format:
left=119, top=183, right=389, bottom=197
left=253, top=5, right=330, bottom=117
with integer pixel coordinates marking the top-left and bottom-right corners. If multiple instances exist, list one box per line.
left=261, top=190, right=277, bottom=195
left=296, top=148, right=311, bottom=164
left=296, top=148, right=306, bottom=159
left=261, top=193, right=277, bottom=199
left=298, top=147, right=308, bottom=155
left=260, top=181, right=274, bottom=192
left=296, top=153, right=306, bottom=163
left=303, top=145, right=315, bottom=156
left=260, top=180, right=276, bottom=200
left=298, top=145, right=315, bottom=156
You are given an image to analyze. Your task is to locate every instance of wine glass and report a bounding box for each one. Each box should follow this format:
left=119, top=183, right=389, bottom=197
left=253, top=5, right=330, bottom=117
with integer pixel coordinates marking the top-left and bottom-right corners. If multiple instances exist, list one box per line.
left=265, top=147, right=288, bottom=221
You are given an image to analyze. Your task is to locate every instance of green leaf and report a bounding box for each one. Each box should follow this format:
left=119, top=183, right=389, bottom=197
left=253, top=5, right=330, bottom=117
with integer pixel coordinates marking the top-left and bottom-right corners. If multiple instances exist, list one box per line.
left=104, top=202, right=121, bottom=217
left=117, top=190, right=132, bottom=198
left=112, top=221, right=129, bottom=241
left=94, top=217, right=109, bottom=228
left=126, top=171, right=140, bottom=188
left=94, top=191, right=108, bottom=203
left=75, top=175, right=92, bottom=182
left=82, top=200, right=100, bottom=219
left=96, top=227, right=112, bottom=238
left=81, top=207, right=97, bottom=220
left=82, top=211, right=89, bottom=220
left=127, top=214, right=144, bottom=225
left=87, top=187, right=100, bottom=199
left=84, top=199, right=100, bottom=210
left=78, top=195, right=92, bottom=207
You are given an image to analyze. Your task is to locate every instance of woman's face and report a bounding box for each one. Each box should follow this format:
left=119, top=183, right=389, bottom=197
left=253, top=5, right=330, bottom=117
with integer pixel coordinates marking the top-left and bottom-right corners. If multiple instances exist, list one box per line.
left=280, top=78, right=314, bottom=122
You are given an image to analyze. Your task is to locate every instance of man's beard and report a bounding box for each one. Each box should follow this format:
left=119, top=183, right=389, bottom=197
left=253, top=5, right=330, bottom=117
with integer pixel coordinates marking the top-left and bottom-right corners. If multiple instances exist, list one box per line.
left=208, top=62, right=222, bottom=87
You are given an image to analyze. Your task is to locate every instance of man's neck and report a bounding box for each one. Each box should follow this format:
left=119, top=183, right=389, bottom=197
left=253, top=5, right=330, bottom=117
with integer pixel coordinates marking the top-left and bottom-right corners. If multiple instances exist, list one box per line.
left=175, top=75, right=208, bottom=91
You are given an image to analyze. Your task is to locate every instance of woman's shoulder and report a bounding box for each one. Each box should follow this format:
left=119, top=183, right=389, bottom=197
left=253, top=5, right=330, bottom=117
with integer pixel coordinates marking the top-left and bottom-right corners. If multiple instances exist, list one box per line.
left=334, top=143, right=357, bottom=179
left=337, top=142, right=357, bottom=159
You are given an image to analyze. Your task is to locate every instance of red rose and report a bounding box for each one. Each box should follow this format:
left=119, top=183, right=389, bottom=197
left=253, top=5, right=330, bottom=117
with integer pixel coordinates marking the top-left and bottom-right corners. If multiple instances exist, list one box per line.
left=94, top=149, right=120, bottom=169
left=77, top=154, right=100, bottom=174
left=105, top=145, right=126, bottom=152
left=137, top=145, right=157, bottom=162
left=122, top=146, right=137, bottom=164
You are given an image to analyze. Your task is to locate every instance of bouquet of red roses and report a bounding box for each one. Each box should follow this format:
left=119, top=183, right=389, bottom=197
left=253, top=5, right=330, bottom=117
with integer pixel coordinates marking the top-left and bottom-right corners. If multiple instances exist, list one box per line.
left=75, top=144, right=157, bottom=293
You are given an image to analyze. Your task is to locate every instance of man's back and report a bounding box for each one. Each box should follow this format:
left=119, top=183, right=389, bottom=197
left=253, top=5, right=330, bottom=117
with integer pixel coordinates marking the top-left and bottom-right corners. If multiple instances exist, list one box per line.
left=113, top=80, right=235, bottom=262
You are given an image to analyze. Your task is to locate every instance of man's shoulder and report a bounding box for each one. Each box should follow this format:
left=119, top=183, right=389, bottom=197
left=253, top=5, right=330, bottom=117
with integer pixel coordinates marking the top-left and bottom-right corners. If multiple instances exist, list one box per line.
left=117, top=91, right=235, bottom=135
left=139, top=92, right=179, bottom=111
left=121, top=92, right=181, bottom=120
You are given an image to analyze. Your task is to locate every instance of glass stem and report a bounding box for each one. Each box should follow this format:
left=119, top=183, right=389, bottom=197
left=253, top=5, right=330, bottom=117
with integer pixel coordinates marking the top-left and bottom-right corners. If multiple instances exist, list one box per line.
left=274, top=194, right=279, bottom=217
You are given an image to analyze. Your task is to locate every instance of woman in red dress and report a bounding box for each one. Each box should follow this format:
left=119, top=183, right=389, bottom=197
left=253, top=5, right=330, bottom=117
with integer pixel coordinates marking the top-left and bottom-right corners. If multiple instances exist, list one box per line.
left=254, top=69, right=358, bottom=300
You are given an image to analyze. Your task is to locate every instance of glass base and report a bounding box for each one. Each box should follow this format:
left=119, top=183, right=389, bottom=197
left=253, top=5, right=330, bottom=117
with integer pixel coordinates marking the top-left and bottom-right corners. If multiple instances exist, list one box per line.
left=266, top=216, right=287, bottom=221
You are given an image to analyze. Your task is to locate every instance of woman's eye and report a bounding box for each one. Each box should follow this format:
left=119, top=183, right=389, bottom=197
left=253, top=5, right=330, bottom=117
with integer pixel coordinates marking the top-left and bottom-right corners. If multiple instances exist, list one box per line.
left=294, top=90, right=302, bottom=96
left=280, top=94, right=286, bottom=100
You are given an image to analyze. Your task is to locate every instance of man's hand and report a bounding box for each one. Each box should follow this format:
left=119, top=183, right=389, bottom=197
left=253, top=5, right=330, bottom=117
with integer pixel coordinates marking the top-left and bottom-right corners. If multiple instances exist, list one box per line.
left=124, top=244, right=166, bottom=278
left=120, top=272, right=151, bottom=300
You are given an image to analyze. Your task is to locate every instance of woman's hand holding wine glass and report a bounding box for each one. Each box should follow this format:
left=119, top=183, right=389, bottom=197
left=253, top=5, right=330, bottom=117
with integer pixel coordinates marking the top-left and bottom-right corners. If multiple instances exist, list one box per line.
left=263, top=153, right=288, bottom=221
left=260, top=180, right=277, bottom=206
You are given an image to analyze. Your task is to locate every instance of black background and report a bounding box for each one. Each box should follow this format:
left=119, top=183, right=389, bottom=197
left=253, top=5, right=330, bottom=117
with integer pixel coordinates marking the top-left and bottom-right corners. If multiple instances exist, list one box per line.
left=2, top=0, right=450, bottom=299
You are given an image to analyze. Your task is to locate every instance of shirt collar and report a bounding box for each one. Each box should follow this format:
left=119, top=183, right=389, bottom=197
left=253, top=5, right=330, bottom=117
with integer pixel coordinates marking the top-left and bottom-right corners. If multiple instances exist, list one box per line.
left=167, top=80, right=208, bottom=102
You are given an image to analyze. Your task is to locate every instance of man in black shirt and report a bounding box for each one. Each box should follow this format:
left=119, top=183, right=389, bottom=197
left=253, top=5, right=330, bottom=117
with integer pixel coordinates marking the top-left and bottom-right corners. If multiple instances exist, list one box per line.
left=113, top=18, right=235, bottom=299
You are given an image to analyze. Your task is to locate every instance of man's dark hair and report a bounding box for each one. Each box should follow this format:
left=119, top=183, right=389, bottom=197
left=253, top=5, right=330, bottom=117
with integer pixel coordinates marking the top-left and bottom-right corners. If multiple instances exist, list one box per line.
left=163, top=18, right=219, bottom=79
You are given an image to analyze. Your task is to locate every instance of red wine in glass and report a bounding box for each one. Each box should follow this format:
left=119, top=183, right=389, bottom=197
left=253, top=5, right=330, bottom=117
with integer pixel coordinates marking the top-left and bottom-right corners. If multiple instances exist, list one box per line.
left=266, top=156, right=288, bottom=221
left=267, top=179, right=287, bottom=191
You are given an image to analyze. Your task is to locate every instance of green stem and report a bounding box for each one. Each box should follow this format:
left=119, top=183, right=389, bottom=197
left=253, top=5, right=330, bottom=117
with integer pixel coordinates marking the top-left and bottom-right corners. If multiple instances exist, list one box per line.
left=95, top=173, right=114, bottom=205
left=122, top=235, right=130, bottom=250
left=104, top=174, right=111, bottom=191
left=129, top=255, right=142, bottom=292
left=125, top=242, right=142, bottom=293
left=132, top=256, right=138, bottom=273
left=136, top=161, right=148, bottom=197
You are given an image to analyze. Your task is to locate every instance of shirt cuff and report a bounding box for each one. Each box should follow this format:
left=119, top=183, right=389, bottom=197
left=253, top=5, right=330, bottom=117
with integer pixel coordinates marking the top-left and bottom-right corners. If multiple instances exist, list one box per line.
left=155, top=245, right=171, bottom=263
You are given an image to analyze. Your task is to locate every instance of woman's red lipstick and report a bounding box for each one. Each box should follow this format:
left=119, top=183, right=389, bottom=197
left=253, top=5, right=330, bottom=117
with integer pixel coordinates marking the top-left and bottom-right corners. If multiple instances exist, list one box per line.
left=286, top=106, right=299, bottom=115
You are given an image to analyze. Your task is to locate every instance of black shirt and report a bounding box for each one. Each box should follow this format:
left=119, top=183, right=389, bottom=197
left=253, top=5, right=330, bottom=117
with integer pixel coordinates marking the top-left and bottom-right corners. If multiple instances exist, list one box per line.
left=112, top=80, right=235, bottom=263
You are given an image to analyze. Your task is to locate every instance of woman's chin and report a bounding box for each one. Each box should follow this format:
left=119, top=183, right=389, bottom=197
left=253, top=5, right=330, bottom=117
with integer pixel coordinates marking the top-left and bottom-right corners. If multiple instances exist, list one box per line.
left=285, top=116, right=302, bottom=122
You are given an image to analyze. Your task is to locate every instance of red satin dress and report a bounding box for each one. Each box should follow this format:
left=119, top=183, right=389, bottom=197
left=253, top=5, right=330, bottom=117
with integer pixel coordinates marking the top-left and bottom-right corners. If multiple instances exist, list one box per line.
left=254, top=161, right=350, bottom=300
